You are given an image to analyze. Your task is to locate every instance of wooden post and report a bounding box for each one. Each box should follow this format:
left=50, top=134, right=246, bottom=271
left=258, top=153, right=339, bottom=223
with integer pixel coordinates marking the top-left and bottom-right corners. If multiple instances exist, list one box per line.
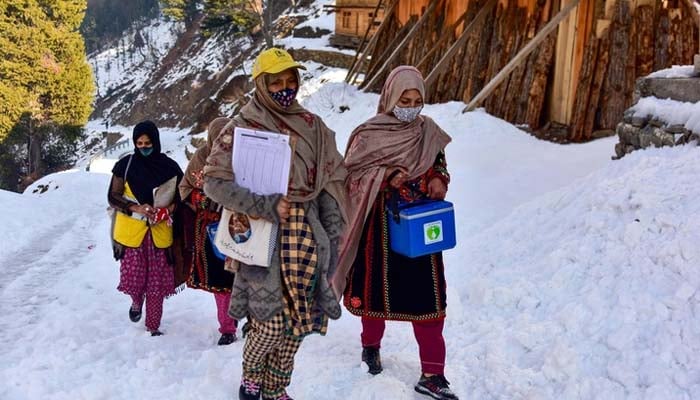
left=361, top=0, right=440, bottom=92
left=345, top=0, right=385, bottom=81
left=463, top=0, right=582, bottom=112
left=416, top=8, right=470, bottom=70
left=599, top=0, right=632, bottom=130
left=583, top=26, right=610, bottom=137
left=362, top=17, right=415, bottom=83
left=345, top=0, right=399, bottom=84
left=680, top=0, right=700, bottom=29
left=424, top=0, right=497, bottom=90
left=569, top=34, right=598, bottom=141
left=550, top=0, right=581, bottom=125
left=678, top=0, right=700, bottom=54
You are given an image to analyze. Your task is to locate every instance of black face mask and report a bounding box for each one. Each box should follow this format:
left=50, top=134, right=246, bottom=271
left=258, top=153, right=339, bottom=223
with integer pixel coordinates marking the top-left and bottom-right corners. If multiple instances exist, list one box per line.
left=269, top=88, right=297, bottom=108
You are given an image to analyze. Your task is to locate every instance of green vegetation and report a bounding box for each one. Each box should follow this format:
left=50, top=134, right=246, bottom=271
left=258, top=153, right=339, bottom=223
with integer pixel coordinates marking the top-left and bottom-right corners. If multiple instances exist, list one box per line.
left=81, top=0, right=159, bottom=54
left=160, top=0, right=268, bottom=42
left=0, top=0, right=94, bottom=191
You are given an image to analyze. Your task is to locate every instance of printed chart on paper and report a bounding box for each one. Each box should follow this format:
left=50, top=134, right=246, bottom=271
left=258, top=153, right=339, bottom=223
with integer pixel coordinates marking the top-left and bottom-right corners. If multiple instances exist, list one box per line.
left=232, top=127, right=292, bottom=196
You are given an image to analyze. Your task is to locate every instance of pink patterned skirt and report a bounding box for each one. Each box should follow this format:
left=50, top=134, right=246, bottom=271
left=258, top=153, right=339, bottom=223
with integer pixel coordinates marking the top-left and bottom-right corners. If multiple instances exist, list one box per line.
left=117, top=232, right=175, bottom=298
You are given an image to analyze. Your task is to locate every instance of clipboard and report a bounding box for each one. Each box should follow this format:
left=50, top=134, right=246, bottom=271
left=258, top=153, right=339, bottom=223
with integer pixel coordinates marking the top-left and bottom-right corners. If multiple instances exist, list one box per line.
left=231, top=127, right=293, bottom=195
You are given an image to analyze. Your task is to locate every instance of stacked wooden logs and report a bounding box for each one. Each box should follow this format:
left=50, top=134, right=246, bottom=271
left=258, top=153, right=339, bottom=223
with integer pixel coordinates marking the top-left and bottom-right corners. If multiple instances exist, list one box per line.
left=356, top=0, right=698, bottom=142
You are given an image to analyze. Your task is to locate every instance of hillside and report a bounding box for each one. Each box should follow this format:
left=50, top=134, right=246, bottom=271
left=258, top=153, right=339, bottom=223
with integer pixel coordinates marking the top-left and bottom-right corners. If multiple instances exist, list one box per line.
left=89, top=0, right=336, bottom=133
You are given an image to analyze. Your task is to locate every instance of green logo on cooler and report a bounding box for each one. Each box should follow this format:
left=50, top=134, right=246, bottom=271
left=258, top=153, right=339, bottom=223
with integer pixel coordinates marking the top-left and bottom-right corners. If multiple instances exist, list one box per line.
left=423, top=221, right=443, bottom=244
left=427, top=226, right=441, bottom=240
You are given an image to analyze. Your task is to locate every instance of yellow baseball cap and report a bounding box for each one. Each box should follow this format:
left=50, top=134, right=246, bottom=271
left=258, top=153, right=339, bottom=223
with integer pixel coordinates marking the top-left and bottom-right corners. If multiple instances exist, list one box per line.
left=252, top=48, right=306, bottom=79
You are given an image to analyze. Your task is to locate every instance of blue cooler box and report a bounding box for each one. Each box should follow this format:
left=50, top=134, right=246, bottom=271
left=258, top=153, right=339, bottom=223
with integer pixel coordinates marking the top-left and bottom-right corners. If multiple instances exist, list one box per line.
left=387, top=200, right=456, bottom=258
left=206, top=222, right=226, bottom=260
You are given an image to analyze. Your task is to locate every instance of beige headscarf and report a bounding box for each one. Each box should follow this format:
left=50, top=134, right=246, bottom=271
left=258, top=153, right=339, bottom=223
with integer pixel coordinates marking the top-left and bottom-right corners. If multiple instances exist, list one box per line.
left=179, top=117, right=231, bottom=201
left=331, top=66, right=452, bottom=298
left=203, top=70, right=348, bottom=220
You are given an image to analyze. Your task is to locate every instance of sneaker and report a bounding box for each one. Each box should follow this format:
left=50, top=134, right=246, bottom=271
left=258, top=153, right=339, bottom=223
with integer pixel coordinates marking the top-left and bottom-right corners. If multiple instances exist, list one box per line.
left=414, top=374, right=459, bottom=400
left=129, top=306, right=142, bottom=323
left=238, top=378, right=261, bottom=400
left=361, top=346, right=383, bottom=375
left=217, top=333, right=237, bottom=345
left=150, top=330, right=163, bottom=337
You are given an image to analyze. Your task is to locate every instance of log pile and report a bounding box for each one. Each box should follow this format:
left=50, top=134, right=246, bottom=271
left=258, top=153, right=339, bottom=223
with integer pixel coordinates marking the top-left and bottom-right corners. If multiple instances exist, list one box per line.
left=353, top=0, right=699, bottom=142
left=570, top=0, right=698, bottom=141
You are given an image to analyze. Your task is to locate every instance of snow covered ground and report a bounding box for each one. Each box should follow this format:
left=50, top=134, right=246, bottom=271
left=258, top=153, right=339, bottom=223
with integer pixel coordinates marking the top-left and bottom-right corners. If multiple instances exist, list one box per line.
left=7, top=73, right=700, bottom=399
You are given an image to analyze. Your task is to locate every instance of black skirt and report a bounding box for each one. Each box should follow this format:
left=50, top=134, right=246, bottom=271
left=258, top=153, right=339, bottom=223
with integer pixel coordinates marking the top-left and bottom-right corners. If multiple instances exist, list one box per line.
left=185, top=205, right=234, bottom=293
left=343, top=194, right=447, bottom=321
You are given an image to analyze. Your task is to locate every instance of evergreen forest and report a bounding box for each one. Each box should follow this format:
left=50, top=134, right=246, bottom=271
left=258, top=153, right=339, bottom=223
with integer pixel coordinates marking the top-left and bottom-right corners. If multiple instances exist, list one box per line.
left=0, top=0, right=95, bottom=191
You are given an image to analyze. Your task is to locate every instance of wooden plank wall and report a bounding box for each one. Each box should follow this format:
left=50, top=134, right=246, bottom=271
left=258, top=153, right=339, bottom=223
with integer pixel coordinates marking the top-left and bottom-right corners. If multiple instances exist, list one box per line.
left=398, top=0, right=470, bottom=26
left=335, top=0, right=386, bottom=37
left=356, top=0, right=699, bottom=141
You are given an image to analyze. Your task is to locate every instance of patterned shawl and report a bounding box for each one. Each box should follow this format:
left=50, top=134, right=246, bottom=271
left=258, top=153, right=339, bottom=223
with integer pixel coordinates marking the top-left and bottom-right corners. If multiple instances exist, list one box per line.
left=203, top=71, right=348, bottom=219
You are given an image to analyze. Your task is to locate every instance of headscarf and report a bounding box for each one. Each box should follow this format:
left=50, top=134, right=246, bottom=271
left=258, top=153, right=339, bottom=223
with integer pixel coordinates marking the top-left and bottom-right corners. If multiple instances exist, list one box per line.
left=112, top=120, right=183, bottom=205
left=331, top=66, right=452, bottom=298
left=179, top=117, right=231, bottom=201
left=204, top=70, right=348, bottom=220
left=377, top=65, right=426, bottom=114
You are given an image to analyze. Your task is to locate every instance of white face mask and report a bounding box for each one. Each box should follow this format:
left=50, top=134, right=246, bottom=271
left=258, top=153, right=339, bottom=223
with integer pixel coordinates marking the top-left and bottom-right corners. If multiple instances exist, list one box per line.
left=393, top=105, right=422, bottom=123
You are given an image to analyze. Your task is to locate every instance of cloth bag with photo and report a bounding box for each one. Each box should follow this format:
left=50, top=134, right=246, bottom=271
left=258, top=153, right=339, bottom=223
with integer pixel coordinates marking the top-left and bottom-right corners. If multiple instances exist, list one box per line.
left=214, top=209, right=277, bottom=266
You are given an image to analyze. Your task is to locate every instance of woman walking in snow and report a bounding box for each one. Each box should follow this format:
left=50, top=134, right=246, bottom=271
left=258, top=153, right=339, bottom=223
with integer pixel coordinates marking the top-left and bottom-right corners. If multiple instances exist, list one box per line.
left=108, top=120, right=184, bottom=336
left=203, top=48, right=348, bottom=400
left=333, top=66, right=458, bottom=400
left=179, top=117, right=238, bottom=346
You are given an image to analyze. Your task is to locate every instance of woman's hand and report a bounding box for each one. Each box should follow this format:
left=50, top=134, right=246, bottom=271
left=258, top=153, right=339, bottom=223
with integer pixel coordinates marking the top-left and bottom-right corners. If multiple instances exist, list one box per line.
left=427, top=177, right=447, bottom=200
left=131, top=204, right=157, bottom=220
left=276, top=196, right=290, bottom=223
left=385, top=167, right=408, bottom=189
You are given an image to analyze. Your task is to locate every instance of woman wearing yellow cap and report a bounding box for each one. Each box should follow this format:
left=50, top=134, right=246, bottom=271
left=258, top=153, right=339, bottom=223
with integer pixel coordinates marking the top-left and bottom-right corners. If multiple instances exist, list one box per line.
left=203, top=48, right=348, bottom=400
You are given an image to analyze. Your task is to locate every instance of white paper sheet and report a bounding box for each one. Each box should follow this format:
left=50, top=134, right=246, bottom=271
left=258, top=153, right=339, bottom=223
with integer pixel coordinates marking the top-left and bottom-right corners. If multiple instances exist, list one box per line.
left=232, top=127, right=291, bottom=195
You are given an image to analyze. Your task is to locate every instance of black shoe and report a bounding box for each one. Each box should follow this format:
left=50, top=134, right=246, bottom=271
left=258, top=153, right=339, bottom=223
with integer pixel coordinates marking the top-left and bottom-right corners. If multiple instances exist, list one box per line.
left=238, top=378, right=261, bottom=400
left=217, top=333, right=237, bottom=345
left=262, top=394, right=293, bottom=400
left=129, top=306, right=142, bottom=323
left=361, top=346, right=383, bottom=375
left=150, top=330, right=163, bottom=337
left=414, top=374, right=459, bottom=400
left=241, top=320, right=251, bottom=338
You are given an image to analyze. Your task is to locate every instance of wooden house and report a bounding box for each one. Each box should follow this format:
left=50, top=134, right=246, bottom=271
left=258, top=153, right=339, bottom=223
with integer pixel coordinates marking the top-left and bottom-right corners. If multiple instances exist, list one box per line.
left=343, top=0, right=700, bottom=141
left=328, top=0, right=388, bottom=48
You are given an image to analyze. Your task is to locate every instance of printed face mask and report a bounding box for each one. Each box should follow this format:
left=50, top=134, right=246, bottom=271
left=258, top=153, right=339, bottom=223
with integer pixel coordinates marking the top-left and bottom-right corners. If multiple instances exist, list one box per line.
left=139, top=147, right=154, bottom=157
left=393, top=105, right=422, bottom=123
left=269, top=88, right=297, bottom=108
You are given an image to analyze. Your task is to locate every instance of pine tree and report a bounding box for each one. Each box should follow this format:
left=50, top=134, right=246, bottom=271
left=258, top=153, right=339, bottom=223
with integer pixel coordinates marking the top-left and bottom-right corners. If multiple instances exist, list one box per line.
left=0, top=0, right=94, bottom=189
left=81, top=0, right=159, bottom=53
left=161, top=0, right=199, bottom=26
left=160, top=0, right=271, bottom=45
